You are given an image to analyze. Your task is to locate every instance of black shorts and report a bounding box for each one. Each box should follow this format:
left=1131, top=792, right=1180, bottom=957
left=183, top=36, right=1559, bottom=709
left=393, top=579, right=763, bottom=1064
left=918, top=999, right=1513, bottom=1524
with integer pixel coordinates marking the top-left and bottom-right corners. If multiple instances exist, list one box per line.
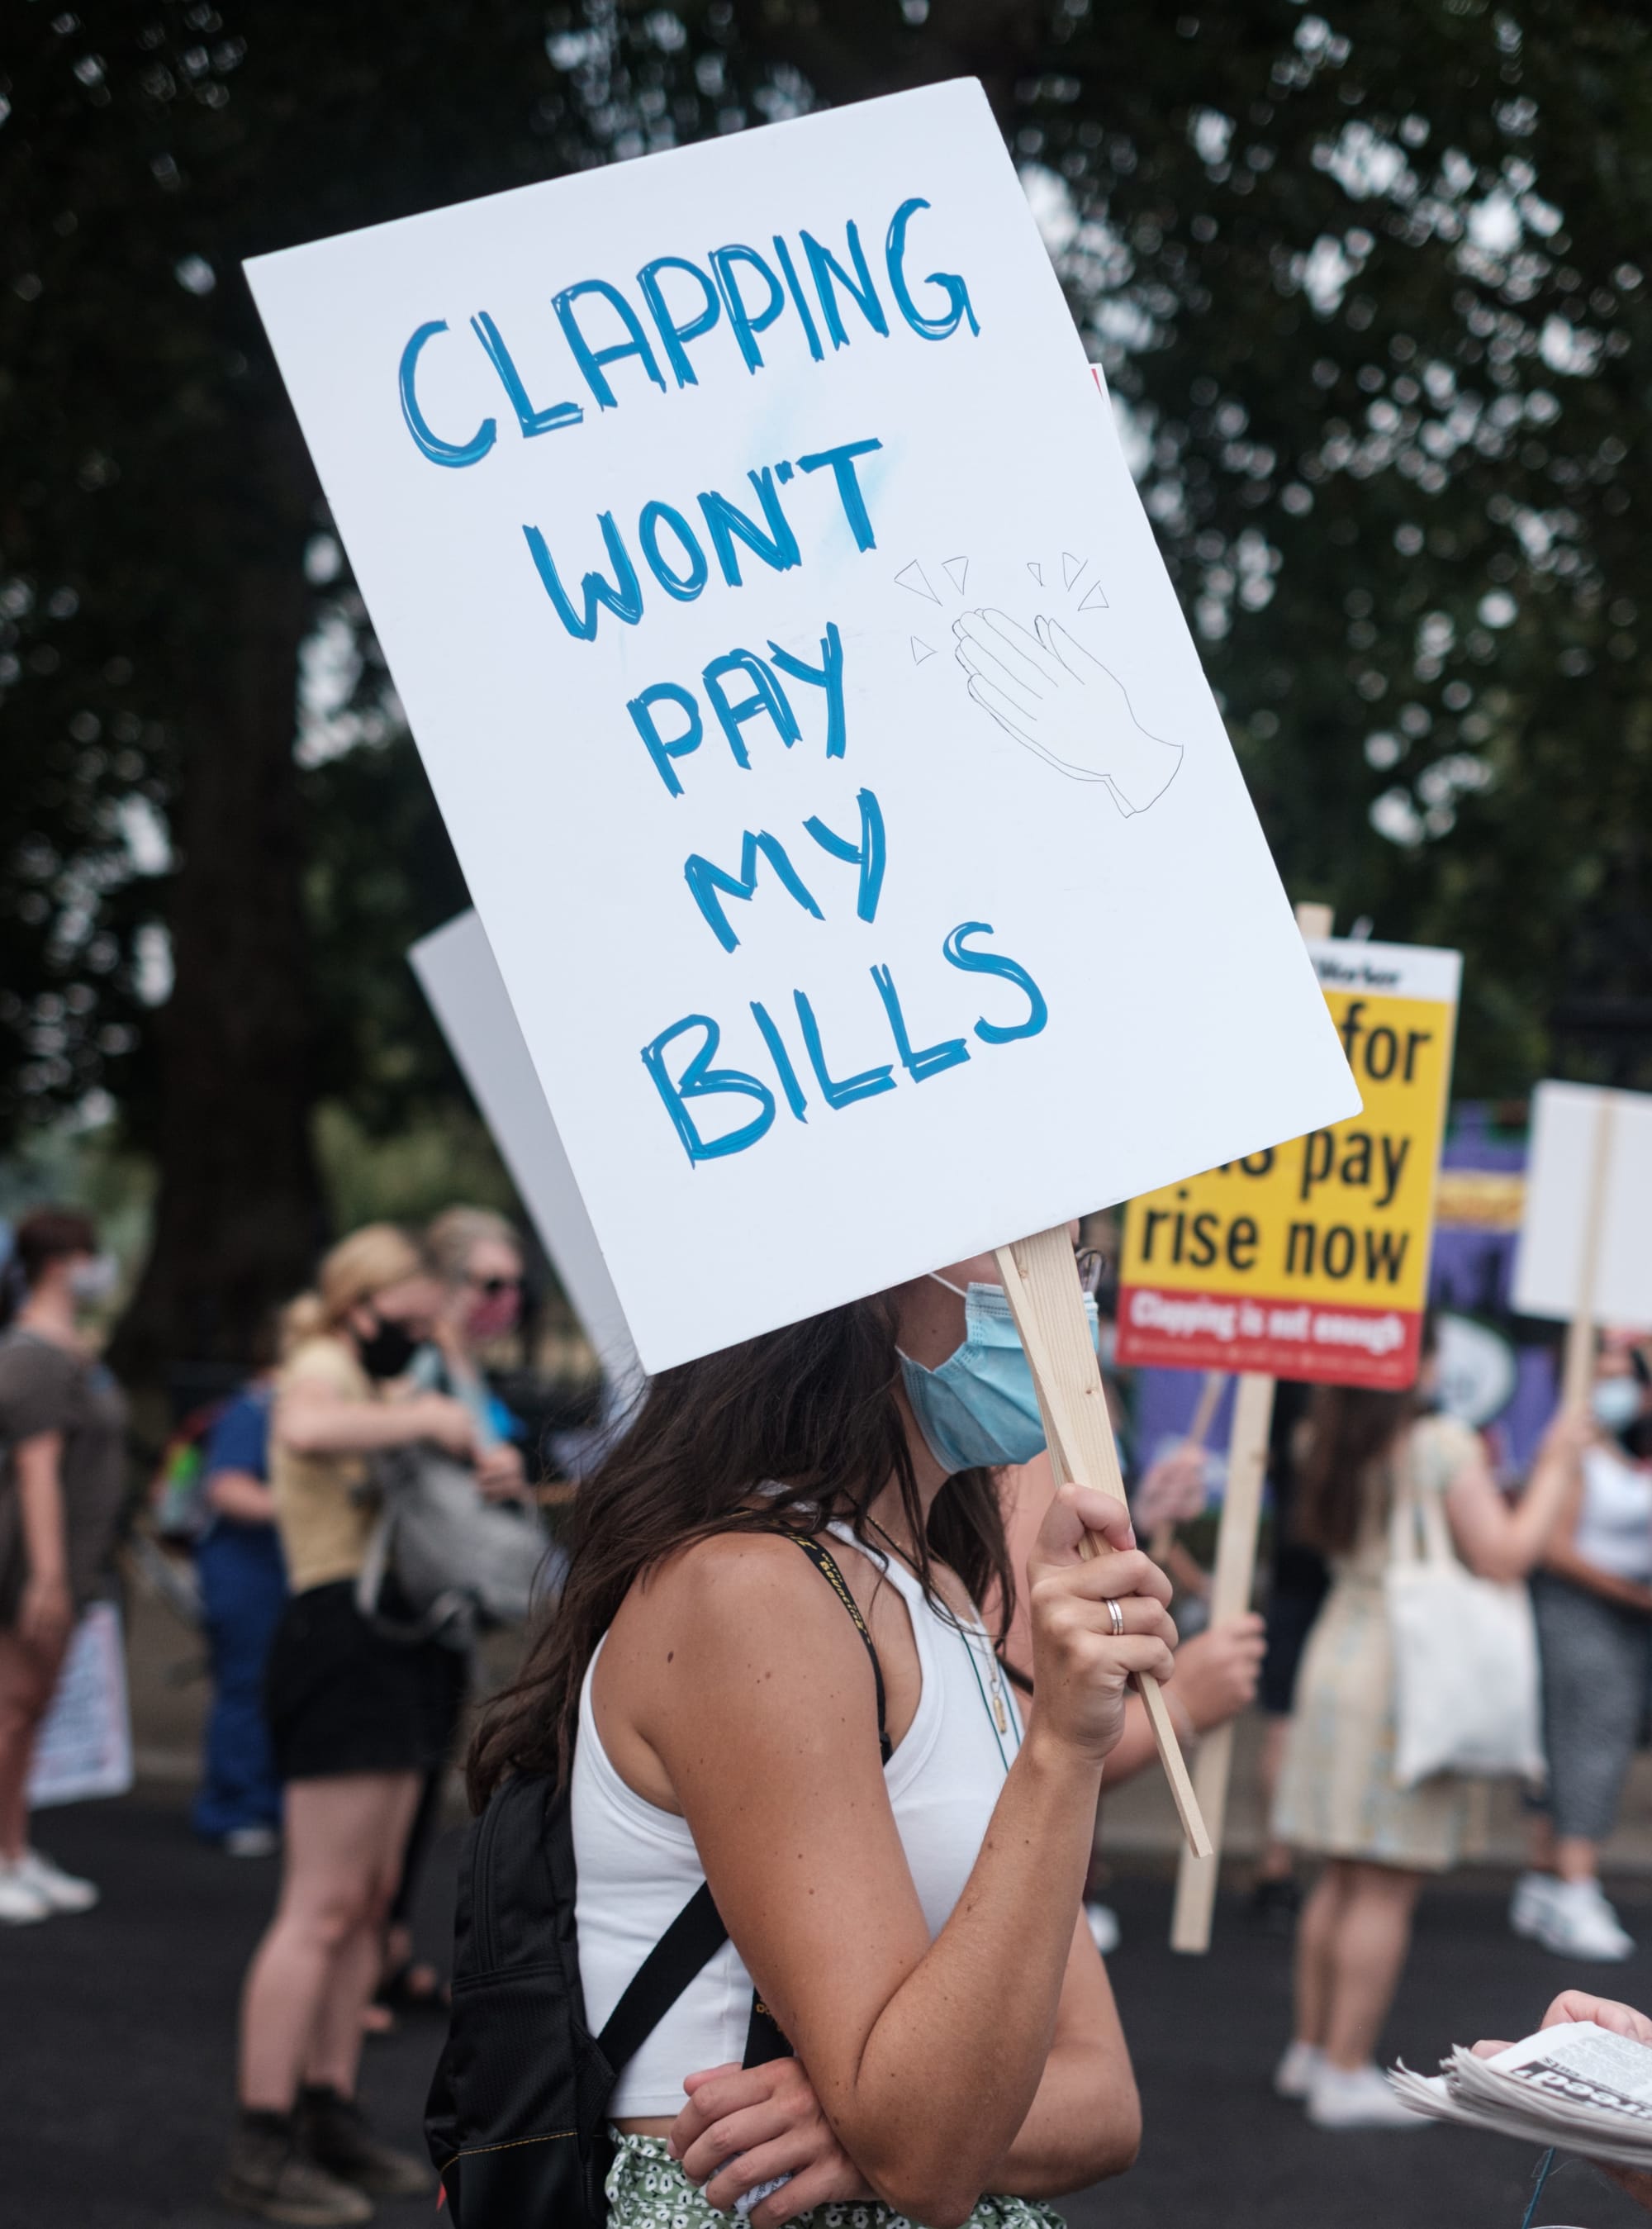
left=264, top=1580, right=468, bottom=1784
left=1260, top=1577, right=1330, bottom=1718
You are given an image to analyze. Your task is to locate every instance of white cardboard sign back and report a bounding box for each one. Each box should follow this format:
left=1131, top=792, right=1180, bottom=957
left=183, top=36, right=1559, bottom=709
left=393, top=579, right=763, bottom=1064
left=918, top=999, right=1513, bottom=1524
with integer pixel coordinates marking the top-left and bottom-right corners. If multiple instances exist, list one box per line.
left=1512, top=1081, right=1652, bottom=1328
left=409, top=910, right=640, bottom=1393
left=249, top=80, right=1358, bottom=1371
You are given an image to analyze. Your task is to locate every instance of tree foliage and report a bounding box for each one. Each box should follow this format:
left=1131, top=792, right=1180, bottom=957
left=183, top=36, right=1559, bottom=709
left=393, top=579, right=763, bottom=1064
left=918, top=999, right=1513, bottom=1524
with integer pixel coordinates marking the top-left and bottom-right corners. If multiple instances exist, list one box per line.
left=2, top=0, right=1649, bottom=1374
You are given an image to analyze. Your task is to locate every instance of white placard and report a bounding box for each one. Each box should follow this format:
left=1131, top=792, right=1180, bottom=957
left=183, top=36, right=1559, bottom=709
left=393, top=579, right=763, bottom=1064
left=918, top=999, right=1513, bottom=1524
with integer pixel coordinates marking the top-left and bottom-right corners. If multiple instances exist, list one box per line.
left=1512, top=1081, right=1652, bottom=1327
left=27, top=1601, right=134, bottom=1809
left=410, top=909, right=640, bottom=1390
left=249, top=80, right=1357, bottom=1371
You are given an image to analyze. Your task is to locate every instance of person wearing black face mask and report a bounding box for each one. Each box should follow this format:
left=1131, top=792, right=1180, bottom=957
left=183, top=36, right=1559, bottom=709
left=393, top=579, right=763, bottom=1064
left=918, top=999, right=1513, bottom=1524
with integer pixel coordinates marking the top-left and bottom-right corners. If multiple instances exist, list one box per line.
left=223, top=1225, right=484, bottom=2227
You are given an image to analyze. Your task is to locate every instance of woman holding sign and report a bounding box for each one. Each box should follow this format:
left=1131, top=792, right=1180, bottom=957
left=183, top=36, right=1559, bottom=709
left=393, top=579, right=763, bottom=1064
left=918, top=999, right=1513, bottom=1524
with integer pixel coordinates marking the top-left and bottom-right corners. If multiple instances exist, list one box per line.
left=468, top=1237, right=1173, bottom=2229
left=1272, top=1343, right=1581, bottom=2130
left=226, top=1227, right=498, bottom=2226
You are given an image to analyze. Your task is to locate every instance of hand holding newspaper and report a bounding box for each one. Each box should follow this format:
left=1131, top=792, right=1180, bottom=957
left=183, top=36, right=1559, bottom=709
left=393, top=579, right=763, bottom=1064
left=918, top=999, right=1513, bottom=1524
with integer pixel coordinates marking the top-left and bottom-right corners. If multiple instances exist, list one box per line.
left=1392, top=2019, right=1652, bottom=2172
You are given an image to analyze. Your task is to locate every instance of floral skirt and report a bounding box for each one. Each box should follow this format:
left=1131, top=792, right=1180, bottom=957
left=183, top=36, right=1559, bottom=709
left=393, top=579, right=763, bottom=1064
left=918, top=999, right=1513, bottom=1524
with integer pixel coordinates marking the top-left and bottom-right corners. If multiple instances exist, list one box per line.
left=605, top=2132, right=1068, bottom=2229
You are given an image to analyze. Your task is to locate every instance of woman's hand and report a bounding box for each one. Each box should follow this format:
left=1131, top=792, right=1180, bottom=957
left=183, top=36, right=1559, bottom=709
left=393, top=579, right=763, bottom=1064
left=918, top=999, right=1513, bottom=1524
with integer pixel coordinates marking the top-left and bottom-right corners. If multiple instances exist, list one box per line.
left=1133, top=1444, right=1208, bottom=1534
left=409, top=1394, right=481, bottom=1461
left=1539, top=1404, right=1597, bottom=1467
left=1163, top=1613, right=1265, bottom=1734
left=18, top=1568, right=73, bottom=1656
left=1026, top=1485, right=1177, bottom=1766
left=669, top=2057, right=874, bottom=2227
left=475, top=1442, right=527, bottom=1499
left=1473, top=1989, right=1652, bottom=2060
left=1543, top=1990, right=1652, bottom=2042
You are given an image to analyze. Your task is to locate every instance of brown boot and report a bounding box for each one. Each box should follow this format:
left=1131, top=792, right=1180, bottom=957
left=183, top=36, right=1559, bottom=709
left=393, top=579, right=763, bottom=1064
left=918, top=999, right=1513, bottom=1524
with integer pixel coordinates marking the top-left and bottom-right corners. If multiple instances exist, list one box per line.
left=220, top=2113, right=373, bottom=2226
left=297, top=2086, right=431, bottom=2199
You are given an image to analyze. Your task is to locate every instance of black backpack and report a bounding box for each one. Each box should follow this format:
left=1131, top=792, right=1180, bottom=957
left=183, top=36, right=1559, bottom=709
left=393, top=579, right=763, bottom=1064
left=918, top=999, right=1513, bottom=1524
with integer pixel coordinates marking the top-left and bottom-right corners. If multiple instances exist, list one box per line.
left=425, top=1535, right=890, bottom=2227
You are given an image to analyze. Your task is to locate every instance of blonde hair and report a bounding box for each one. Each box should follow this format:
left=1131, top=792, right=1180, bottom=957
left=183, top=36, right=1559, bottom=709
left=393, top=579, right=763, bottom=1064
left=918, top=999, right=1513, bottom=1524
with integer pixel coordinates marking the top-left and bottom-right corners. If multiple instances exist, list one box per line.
left=425, top=1205, right=520, bottom=1287
left=280, top=1223, right=428, bottom=1356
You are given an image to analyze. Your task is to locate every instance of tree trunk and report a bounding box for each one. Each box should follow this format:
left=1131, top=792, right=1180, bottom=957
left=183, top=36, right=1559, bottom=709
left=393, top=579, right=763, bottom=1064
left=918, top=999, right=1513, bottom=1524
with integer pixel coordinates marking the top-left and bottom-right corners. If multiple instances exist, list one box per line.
left=111, top=435, right=325, bottom=1404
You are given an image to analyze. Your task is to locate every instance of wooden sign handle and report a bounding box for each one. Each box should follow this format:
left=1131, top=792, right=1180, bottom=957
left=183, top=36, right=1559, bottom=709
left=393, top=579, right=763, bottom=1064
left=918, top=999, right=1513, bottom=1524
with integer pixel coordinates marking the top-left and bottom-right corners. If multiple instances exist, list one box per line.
left=1169, top=1371, right=1276, bottom=1951
left=1166, top=897, right=1332, bottom=1949
left=1562, top=1093, right=1616, bottom=1413
left=996, top=1225, right=1212, bottom=1858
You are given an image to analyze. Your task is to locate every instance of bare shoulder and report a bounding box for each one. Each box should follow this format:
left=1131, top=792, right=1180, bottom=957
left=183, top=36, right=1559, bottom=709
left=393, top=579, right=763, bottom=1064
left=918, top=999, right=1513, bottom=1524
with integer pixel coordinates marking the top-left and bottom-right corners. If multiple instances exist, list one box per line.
left=607, top=1527, right=881, bottom=1729
left=638, top=1527, right=866, bottom=1641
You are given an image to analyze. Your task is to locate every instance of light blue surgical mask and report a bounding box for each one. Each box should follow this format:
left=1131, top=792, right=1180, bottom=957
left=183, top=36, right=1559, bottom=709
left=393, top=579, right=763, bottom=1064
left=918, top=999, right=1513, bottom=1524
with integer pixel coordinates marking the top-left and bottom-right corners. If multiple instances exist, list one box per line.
left=899, top=1276, right=1100, bottom=1476
left=1593, top=1378, right=1643, bottom=1434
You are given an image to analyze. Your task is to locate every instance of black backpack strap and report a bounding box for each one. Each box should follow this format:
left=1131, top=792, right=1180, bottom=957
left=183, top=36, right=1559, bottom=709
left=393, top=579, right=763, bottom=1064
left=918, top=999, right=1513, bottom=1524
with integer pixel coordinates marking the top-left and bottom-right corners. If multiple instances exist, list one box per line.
left=596, top=1880, right=729, bottom=2075
left=594, top=1530, right=895, bottom=2084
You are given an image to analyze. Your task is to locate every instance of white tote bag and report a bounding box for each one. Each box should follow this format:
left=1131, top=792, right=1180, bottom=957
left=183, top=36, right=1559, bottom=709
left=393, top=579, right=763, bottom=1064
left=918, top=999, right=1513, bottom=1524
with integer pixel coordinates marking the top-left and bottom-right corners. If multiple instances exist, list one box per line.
left=1384, top=1433, right=1545, bottom=1789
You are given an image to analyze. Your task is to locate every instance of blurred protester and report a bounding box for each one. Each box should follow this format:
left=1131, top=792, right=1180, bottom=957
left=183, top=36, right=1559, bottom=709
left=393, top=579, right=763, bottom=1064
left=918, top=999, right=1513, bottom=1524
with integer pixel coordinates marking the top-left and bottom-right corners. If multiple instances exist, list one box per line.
left=0, top=1206, right=124, bottom=1925
left=1251, top=1383, right=1328, bottom=1933
left=192, top=1354, right=287, bottom=1857
left=1511, top=1335, right=1652, bottom=1962
left=997, top=1434, right=1265, bottom=1955
left=224, top=1225, right=487, bottom=2225
left=415, top=1205, right=529, bottom=1468
left=366, top=1205, right=531, bottom=2025
left=1271, top=1343, right=1580, bottom=2129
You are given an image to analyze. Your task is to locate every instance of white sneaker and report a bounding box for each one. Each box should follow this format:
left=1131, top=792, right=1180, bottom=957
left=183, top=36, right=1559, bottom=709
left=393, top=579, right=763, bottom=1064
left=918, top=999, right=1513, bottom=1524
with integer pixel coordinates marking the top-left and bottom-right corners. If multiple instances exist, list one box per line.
left=17, top=1847, right=98, bottom=1914
left=1510, top=1870, right=1559, bottom=1940
left=1306, top=2063, right=1430, bottom=2130
left=1085, top=1901, right=1121, bottom=1955
left=0, top=1861, right=52, bottom=1925
left=1275, top=2041, right=1326, bottom=2099
left=1532, top=1877, right=1634, bottom=1962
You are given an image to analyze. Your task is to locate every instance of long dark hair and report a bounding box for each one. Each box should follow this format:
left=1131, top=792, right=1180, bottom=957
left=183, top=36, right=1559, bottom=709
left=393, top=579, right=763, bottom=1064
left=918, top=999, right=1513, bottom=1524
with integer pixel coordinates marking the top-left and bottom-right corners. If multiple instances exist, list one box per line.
left=1293, top=1383, right=1426, bottom=1556
left=468, top=1292, right=1010, bottom=1808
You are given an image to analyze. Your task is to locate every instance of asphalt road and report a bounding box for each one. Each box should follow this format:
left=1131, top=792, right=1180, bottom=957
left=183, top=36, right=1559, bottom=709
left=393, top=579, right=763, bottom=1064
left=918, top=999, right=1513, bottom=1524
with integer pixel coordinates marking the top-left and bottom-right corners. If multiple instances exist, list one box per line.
left=10, top=1799, right=1652, bottom=2229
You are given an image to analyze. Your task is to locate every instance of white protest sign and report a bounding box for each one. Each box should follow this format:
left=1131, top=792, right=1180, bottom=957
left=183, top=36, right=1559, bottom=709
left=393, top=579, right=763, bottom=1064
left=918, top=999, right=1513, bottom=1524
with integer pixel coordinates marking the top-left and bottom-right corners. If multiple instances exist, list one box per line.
left=249, top=79, right=1357, bottom=1371
left=28, top=1601, right=134, bottom=1808
left=1513, top=1081, right=1652, bottom=1328
left=410, top=909, right=640, bottom=1391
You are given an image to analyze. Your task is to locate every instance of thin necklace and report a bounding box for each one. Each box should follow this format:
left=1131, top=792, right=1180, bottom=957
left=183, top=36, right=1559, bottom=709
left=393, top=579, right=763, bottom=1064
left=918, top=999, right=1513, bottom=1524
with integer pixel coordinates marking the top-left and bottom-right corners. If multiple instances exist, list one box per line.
left=862, top=1515, right=1015, bottom=1766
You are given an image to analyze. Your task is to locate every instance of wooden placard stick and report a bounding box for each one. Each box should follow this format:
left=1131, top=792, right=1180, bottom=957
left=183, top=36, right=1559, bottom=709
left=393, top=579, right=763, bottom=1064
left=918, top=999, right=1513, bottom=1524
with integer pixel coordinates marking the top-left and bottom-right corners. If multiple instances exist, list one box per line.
left=996, top=1226, right=1213, bottom=1858
left=1148, top=1368, right=1230, bottom=1564
left=1166, top=897, right=1334, bottom=1951
left=1168, top=1370, right=1275, bottom=1951
left=1561, top=1092, right=1616, bottom=1413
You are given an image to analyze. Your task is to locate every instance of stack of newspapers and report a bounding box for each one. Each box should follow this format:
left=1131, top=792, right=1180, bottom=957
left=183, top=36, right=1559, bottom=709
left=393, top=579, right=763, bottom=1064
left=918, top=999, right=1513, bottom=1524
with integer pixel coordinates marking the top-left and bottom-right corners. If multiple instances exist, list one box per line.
left=1391, top=2022, right=1652, bottom=2169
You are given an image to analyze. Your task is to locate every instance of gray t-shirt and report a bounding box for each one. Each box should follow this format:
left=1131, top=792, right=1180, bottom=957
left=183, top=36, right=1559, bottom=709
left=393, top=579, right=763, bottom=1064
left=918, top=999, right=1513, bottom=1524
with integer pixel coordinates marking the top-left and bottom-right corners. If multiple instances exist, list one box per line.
left=0, top=1328, right=128, bottom=1618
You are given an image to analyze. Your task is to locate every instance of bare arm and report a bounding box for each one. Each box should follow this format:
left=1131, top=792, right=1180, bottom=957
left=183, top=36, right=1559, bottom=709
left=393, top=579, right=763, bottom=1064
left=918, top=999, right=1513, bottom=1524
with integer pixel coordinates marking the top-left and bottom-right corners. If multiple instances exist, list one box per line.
left=635, top=1490, right=1172, bottom=2229
left=13, top=1431, right=74, bottom=1652
left=1102, top=1612, right=1266, bottom=1785
left=206, top=1467, right=278, bottom=1524
left=1446, top=1410, right=1588, bottom=1584
left=274, top=1378, right=477, bottom=1461
left=675, top=1912, right=1137, bottom=2223
left=984, top=1911, right=1140, bottom=2192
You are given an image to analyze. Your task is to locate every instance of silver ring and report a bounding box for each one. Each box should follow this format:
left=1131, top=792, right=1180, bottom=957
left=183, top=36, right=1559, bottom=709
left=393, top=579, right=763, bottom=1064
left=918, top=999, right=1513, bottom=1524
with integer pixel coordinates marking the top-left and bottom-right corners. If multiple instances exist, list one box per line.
left=1104, top=1597, right=1126, bottom=1637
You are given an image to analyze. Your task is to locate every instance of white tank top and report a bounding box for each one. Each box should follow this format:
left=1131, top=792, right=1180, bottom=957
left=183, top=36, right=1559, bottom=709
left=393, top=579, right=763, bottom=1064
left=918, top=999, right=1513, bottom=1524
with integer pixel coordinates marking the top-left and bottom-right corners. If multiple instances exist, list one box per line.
left=572, top=1523, right=1023, bottom=2117
left=1574, top=1444, right=1652, bottom=1584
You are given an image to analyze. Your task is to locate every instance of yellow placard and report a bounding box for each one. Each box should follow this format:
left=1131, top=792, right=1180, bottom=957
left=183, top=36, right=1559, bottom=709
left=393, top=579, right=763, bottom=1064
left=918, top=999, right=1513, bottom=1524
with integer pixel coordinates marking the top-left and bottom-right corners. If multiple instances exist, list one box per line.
left=1116, top=942, right=1460, bottom=1387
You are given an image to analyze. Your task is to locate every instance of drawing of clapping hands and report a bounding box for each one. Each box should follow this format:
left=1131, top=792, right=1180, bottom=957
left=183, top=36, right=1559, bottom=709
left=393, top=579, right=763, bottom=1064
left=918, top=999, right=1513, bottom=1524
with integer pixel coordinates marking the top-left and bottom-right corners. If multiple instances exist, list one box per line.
left=952, top=609, right=1184, bottom=815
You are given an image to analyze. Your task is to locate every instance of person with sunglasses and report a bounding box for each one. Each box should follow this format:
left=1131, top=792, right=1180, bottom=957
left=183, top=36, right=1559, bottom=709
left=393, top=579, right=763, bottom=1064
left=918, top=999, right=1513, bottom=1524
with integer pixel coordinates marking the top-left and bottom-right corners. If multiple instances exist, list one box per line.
left=415, top=1207, right=531, bottom=1491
